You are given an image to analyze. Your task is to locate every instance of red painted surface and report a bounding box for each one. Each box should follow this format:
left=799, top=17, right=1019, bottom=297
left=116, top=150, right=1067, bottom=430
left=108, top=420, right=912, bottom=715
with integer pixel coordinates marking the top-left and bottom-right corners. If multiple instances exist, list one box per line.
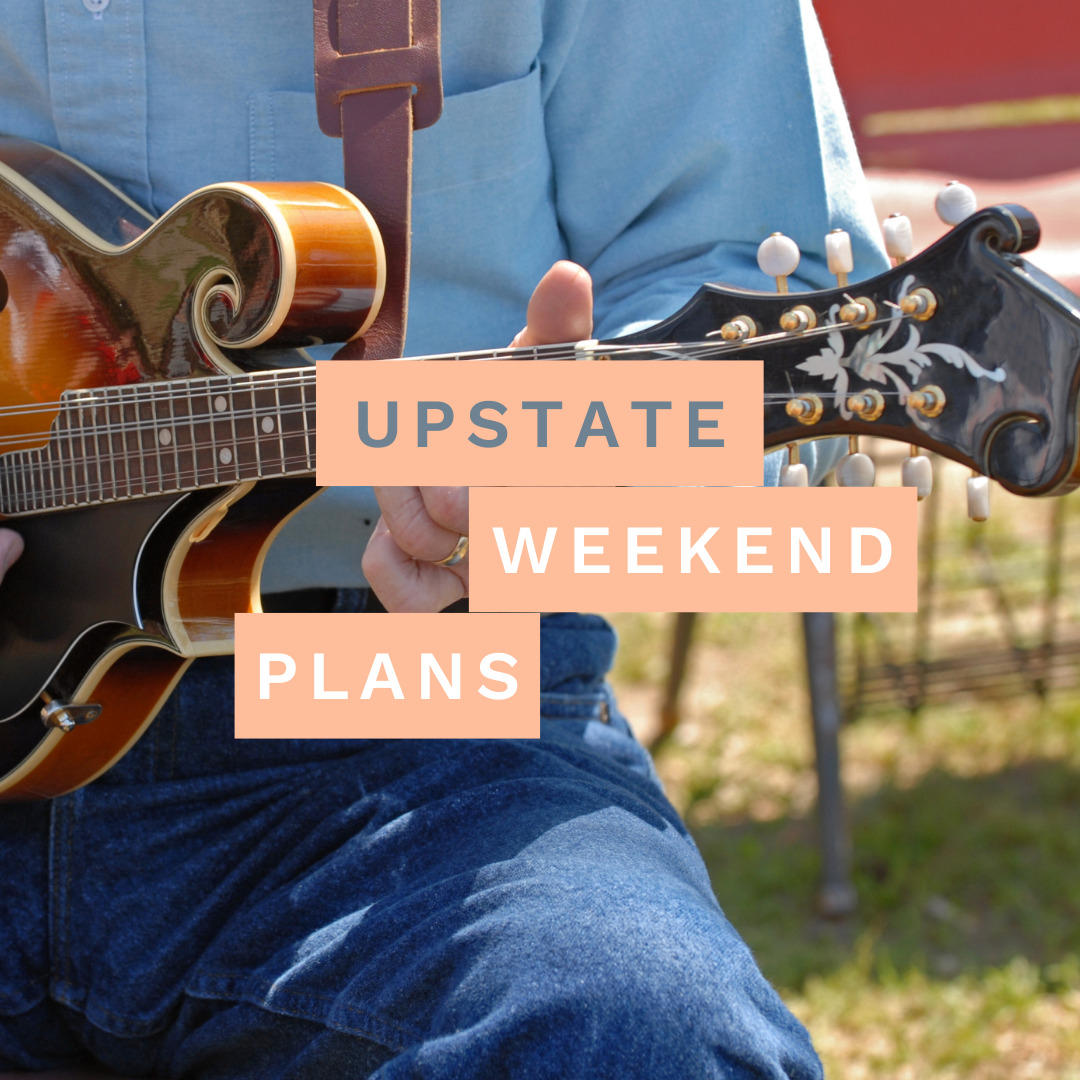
left=814, top=0, right=1080, bottom=178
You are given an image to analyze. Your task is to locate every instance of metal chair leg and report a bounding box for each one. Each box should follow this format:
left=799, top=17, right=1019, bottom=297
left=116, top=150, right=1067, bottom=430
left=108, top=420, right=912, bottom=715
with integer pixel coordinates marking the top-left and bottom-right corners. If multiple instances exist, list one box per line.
left=803, top=611, right=857, bottom=917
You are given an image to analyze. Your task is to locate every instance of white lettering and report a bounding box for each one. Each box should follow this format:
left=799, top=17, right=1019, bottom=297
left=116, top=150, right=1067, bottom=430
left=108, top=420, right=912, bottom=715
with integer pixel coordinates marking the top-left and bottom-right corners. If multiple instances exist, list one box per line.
left=574, top=527, right=609, bottom=573
left=492, top=526, right=558, bottom=573
left=851, top=527, right=892, bottom=573
left=628, top=526, right=663, bottom=574
left=737, top=527, right=773, bottom=574
left=479, top=652, right=519, bottom=699
left=259, top=653, right=295, bottom=699
left=680, top=527, right=720, bottom=574
left=420, top=652, right=461, bottom=699
left=791, top=528, right=830, bottom=574
left=360, top=653, right=405, bottom=699
left=313, top=652, right=348, bottom=699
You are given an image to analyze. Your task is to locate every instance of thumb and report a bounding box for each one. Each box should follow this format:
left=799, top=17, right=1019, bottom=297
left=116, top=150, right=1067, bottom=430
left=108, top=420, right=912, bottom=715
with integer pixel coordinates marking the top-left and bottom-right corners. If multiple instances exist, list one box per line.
left=511, top=261, right=593, bottom=348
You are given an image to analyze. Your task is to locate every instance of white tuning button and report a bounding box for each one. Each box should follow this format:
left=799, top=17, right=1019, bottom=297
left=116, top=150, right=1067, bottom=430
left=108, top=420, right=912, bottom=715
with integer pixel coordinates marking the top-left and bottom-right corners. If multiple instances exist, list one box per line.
left=883, top=213, right=914, bottom=263
left=901, top=450, right=933, bottom=500
left=967, top=474, right=990, bottom=521
left=825, top=229, right=854, bottom=288
left=836, top=437, right=875, bottom=487
left=935, top=181, right=977, bottom=226
left=781, top=462, right=809, bottom=487
left=757, top=233, right=801, bottom=294
left=780, top=443, right=809, bottom=486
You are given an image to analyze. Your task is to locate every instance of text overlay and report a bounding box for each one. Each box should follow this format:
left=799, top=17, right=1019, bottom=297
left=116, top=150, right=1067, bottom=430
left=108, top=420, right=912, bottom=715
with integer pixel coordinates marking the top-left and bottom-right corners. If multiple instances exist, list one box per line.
left=316, top=359, right=763, bottom=486
left=235, top=613, right=539, bottom=738
left=470, top=487, right=917, bottom=613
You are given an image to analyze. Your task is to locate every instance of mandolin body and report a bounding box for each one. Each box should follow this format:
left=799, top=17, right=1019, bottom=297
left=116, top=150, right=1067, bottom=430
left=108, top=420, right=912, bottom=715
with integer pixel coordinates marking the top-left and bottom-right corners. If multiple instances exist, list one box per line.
left=0, top=138, right=383, bottom=799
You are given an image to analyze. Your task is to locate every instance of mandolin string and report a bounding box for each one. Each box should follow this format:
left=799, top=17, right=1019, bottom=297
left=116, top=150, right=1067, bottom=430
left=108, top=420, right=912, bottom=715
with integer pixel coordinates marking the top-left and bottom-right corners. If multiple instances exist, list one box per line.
left=0, top=386, right=913, bottom=456
left=0, top=308, right=911, bottom=425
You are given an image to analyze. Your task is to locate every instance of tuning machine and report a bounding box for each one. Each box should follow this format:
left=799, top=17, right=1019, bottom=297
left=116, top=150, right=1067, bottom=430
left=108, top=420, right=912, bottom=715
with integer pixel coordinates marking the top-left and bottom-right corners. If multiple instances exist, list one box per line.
left=785, top=393, right=823, bottom=426
left=836, top=436, right=875, bottom=487
left=757, top=233, right=800, bottom=294
left=780, top=443, right=809, bottom=486
left=901, top=446, right=933, bottom=500
left=936, top=181, right=978, bottom=226
left=967, top=472, right=990, bottom=521
left=883, top=213, right=914, bottom=264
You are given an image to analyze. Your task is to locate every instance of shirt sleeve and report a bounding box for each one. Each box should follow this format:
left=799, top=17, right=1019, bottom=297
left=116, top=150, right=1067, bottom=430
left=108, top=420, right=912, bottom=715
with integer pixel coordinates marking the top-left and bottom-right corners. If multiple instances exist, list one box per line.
left=538, top=0, right=889, bottom=340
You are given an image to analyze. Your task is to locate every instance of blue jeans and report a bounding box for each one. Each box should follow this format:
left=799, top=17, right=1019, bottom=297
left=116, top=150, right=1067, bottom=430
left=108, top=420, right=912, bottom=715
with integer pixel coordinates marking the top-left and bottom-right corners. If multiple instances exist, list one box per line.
left=0, top=612, right=821, bottom=1078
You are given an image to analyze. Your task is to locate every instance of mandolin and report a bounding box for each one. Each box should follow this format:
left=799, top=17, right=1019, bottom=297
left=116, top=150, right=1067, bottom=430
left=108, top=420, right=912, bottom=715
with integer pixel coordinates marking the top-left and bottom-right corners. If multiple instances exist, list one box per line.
left=2, top=137, right=1080, bottom=800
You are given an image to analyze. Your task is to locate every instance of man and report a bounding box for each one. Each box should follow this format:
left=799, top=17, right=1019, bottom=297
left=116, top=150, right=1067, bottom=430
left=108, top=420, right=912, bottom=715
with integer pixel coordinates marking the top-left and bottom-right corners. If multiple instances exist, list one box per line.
left=0, top=0, right=884, bottom=1075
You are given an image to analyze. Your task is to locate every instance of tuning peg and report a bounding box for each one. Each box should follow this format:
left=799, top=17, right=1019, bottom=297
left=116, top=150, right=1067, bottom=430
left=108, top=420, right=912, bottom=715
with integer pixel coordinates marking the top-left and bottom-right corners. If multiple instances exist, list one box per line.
left=935, top=181, right=977, bottom=226
left=780, top=443, right=809, bottom=486
left=825, top=229, right=854, bottom=288
left=883, top=213, right=914, bottom=264
left=901, top=447, right=933, bottom=500
left=836, top=436, right=875, bottom=487
left=757, top=233, right=800, bottom=294
left=967, top=473, right=990, bottom=521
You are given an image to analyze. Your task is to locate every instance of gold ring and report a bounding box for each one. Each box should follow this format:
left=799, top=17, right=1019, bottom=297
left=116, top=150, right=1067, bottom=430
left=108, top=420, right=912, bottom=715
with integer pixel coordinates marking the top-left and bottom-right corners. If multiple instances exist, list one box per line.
left=432, top=534, right=469, bottom=567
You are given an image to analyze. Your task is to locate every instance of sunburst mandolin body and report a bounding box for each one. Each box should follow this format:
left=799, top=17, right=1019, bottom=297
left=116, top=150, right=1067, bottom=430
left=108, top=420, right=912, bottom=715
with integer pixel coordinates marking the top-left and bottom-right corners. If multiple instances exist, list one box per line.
left=0, top=137, right=384, bottom=800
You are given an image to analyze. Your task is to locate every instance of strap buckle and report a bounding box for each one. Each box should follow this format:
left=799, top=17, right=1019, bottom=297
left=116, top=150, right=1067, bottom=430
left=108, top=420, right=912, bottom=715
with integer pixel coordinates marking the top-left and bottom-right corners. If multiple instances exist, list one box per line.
left=313, top=0, right=443, bottom=137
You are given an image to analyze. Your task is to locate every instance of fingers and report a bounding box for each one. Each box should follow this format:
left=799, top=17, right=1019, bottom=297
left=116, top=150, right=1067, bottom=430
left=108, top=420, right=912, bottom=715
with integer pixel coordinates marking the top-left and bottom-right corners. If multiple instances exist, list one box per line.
left=510, top=260, right=593, bottom=348
left=362, top=487, right=469, bottom=612
left=371, top=486, right=467, bottom=561
left=362, top=262, right=592, bottom=612
left=0, top=528, right=23, bottom=586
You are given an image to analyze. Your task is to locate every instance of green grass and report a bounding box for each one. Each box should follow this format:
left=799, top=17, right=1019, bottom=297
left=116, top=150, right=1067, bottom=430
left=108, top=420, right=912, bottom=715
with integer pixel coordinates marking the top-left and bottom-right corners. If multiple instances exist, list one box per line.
left=604, top=458, right=1080, bottom=1075
left=610, top=610, right=1080, bottom=1075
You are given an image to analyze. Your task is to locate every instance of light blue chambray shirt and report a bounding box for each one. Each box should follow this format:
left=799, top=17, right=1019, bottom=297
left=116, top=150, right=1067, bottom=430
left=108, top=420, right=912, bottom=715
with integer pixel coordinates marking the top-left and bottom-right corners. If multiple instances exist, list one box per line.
left=0, top=0, right=887, bottom=590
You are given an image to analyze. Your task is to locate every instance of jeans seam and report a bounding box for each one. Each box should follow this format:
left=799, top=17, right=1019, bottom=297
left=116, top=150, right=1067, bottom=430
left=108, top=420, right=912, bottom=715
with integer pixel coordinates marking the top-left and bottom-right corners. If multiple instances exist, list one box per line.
left=186, top=974, right=418, bottom=1051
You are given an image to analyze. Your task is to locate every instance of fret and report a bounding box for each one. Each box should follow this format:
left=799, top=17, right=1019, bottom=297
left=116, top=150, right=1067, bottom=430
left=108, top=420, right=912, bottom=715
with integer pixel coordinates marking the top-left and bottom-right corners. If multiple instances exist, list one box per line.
left=184, top=381, right=207, bottom=488
left=101, top=387, right=116, bottom=502
left=203, top=381, right=217, bottom=484
left=209, top=376, right=240, bottom=483
left=124, top=384, right=143, bottom=496
left=249, top=379, right=264, bottom=477
left=299, top=371, right=314, bottom=471
left=15, top=444, right=27, bottom=513
left=76, top=395, right=91, bottom=508
left=2, top=452, right=12, bottom=514
left=273, top=376, right=286, bottom=474
left=220, top=379, right=245, bottom=481
left=46, top=437, right=60, bottom=512
left=106, top=386, right=126, bottom=499
left=35, top=442, right=46, bottom=512
left=164, top=381, right=182, bottom=492
left=92, top=392, right=106, bottom=503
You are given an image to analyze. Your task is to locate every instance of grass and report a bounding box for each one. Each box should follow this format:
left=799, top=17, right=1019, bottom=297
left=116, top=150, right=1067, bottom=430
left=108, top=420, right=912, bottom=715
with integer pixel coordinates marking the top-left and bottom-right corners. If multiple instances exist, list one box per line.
left=605, top=456, right=1080, bottom=1077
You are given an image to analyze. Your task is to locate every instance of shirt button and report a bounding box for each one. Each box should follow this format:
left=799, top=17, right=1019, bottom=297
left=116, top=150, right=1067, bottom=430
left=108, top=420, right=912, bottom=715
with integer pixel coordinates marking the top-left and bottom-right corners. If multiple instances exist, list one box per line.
left=83, top=0, right=109, bottom=12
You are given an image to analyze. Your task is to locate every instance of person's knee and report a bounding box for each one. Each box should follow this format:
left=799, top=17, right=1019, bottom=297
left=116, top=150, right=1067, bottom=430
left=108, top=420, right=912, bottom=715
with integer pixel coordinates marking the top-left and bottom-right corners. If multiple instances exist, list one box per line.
left=446, top=874, right=823, bottom=1079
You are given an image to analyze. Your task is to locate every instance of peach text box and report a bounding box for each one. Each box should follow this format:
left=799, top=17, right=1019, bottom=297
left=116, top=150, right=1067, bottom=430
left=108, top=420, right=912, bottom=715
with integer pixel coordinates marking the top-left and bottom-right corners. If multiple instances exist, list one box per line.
left=470, top=487, right=917, bottom=613
left=316, top=359, right=763, bottom=486
left=235, top=613, right=539, bottom=738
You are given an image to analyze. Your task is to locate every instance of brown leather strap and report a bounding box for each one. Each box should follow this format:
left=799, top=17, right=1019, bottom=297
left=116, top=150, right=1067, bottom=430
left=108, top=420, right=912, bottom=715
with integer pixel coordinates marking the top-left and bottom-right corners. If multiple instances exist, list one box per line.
left=313, top=0, right=442, bottom=360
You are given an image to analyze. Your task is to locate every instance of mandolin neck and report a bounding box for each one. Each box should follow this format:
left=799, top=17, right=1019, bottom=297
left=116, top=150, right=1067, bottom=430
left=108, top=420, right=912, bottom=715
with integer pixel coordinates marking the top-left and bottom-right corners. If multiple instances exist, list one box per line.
left=1, top=368, right=317, bottom=515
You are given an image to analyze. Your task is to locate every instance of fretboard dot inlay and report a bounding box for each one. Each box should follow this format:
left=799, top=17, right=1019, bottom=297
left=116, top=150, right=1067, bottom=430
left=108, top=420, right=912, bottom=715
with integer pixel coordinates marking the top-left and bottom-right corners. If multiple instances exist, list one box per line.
left=261, top=416, right=275, bottom=433
left=158, top=429, right=172, bottom=445
left=214, top=396, right=227, bottom=413
left=219, top=448, right=233, bottom=465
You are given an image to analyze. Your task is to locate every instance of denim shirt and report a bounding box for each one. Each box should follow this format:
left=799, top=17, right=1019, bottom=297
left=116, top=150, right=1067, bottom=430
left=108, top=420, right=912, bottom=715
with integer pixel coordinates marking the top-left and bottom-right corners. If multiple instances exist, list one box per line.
left=0, top=0, right=887, bottom=589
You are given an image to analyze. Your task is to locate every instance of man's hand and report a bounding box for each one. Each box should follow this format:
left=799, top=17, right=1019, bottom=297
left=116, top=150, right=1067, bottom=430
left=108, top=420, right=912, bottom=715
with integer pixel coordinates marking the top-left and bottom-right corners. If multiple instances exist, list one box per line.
left=361, top=260, right=593, bottom=612
left=0, top=527, right=23, bottom=588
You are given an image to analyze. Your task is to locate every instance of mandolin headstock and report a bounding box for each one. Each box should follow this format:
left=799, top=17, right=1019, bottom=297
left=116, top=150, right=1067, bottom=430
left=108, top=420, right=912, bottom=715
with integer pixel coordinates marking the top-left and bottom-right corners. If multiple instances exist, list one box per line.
left=609, top=203, right=1080, bottom=498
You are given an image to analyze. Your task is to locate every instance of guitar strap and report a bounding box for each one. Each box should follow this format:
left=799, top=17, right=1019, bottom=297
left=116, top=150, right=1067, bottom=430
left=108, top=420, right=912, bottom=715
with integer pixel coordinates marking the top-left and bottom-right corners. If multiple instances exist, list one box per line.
left=313, top=0, right=443, bottom=361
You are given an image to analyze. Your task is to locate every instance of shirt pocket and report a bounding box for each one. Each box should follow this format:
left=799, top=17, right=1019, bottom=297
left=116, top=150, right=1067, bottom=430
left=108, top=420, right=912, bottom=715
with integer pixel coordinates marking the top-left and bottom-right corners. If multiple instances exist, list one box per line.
left=246, top=63, right=545, bottom=192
